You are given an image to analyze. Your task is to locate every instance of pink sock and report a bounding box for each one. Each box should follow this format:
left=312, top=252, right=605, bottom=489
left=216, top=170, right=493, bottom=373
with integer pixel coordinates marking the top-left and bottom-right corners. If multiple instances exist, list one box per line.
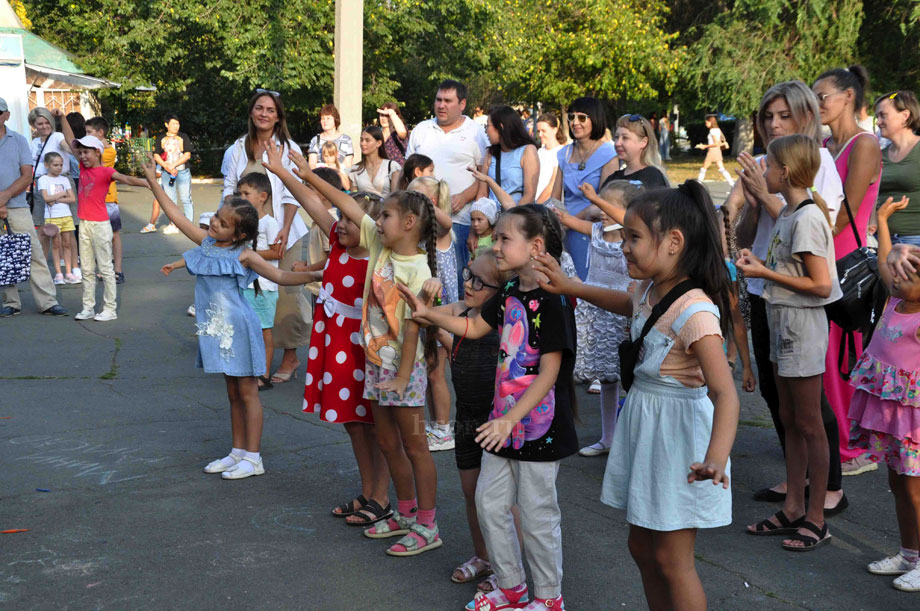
left=416, top=508, right=436, bottom=528
left=500, top=583, right=527, bottom=603
left=397, top=499, right=417, bottom=517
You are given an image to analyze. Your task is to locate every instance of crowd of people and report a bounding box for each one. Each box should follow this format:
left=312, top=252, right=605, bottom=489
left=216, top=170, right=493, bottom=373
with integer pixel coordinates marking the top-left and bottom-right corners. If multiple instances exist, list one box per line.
left=3, top=64, right=920, bottom=609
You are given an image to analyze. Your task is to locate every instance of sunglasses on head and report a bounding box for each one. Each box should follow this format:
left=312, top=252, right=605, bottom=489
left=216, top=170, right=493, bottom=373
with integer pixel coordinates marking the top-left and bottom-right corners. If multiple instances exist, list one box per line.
left=256, top=88, right=281, bottom=97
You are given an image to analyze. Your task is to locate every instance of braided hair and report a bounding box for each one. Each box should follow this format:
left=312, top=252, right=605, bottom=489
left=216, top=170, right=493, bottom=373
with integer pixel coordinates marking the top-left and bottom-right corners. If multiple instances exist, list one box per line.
left=225, top=196, right=263, bottom=295
left=388, top=189, right=440, bottom=369
left=503, top=203, right=566, bottom=261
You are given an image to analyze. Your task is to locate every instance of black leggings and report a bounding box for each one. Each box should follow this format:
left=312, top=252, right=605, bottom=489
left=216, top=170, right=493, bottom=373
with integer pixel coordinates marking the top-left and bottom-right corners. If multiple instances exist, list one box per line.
left=749, top=294, right=842, bottom=492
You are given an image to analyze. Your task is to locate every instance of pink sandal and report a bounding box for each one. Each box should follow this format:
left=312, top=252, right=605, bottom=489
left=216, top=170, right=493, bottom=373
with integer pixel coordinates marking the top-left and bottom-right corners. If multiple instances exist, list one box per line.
left=386, top=522, right=443, bottom=556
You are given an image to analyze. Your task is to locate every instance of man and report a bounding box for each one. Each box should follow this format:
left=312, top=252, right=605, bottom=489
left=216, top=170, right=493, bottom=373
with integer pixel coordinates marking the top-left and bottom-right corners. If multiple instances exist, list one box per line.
left=154, top=113, right=194, bottom=233
left=0, top=98, right=67, bottom=317
left=405, top=80, right=489, bottom=280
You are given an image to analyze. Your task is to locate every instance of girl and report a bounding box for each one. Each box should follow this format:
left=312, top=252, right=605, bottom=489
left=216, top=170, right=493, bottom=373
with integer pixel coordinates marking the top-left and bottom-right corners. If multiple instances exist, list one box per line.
left=400, top=204, right=578, bottom=611
left=852, top=195, right=920, bottom=591
left=143, top=157, right=318, bottom=480
left=397, top=154, right=435, bottom=191
left=715, top=206, right=756, bottom=392
left=300, top=163, right=443, bottom=557
left=36, top=152, right=78, bottom=284
left=467, top=198, right=498, bottom=261
left=696, top=115, right=734, bottom=186
left=262, top=142, right=394, bottom=524
left=813, top=65, right=883, bottom=476
left=348, top=126, right=400, bottom=197
left=556, top=180, right=637, bottom=456
left=533, top=181, right=738, bottom=610
left=318, top=141, right=351, bottom=190
left=737, top=135, right=842, bottom=551
left=601, top=114, right=669, bottom=189
left=408, top=176, right=457, bottom=452
left=471, top=105, right=539, bottom=209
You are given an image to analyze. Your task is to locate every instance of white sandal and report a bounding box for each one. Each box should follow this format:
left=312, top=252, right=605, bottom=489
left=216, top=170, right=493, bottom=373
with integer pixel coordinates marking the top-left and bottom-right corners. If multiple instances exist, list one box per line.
left=451, top=555, right=492, bottom=584
left=203, top=454, right=241, bottom=474
left=868, top=552, right=918, bottom=575
left=894, top=566, right=920, bottom=592
left=221, top=455, right=264, bottom=479
left=578, top=442, right=610, bottom=457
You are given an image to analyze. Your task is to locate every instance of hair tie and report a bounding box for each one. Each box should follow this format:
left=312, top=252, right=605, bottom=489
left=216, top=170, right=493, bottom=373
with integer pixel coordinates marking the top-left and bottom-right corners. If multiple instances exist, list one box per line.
left=890, top=92, right=898, bottom=100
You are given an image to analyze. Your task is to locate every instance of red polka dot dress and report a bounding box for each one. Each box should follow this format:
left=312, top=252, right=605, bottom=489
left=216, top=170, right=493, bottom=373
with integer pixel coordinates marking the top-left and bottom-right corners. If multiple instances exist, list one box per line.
left=303, top=224, right=373, bottom=424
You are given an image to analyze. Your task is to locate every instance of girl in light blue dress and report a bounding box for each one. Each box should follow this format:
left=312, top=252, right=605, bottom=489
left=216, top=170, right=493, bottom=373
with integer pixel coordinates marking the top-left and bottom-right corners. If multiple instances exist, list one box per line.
left=143, top=157, right=319, bottom=480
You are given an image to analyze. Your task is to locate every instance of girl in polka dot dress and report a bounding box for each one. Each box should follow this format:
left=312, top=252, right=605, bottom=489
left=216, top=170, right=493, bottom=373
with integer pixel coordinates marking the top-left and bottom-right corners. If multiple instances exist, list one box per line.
left=264, top=146, right=393, bottom=525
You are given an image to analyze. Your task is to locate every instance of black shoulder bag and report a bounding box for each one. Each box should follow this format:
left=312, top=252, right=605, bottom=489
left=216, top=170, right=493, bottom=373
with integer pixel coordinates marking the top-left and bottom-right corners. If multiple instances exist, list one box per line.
left=824, top=197, right=886, bottom=378
left=618, top=279, right=697, bottom=391
left=27, top=137, right=50, bottom=214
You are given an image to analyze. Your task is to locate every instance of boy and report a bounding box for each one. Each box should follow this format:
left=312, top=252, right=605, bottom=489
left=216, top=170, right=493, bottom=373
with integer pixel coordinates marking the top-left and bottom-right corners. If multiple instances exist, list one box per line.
left=85, top=116, right=124, bottom=283
left=237, top=173, right=282, bottom=389
left=55, top=109, right=149, bottom=321
left=36, top=152, right=78, bottom=284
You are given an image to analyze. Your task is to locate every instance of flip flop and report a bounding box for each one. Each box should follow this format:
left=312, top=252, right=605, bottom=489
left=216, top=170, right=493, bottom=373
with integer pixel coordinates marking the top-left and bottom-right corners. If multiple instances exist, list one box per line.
left=331, top=494, right=368, bottom=518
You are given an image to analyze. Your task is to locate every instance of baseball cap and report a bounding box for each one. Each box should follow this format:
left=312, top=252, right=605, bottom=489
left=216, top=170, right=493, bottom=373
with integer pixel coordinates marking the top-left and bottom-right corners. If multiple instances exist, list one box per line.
left=0, top=98, right=8, bottom=112
left=72, top=135, right=104, bottom=153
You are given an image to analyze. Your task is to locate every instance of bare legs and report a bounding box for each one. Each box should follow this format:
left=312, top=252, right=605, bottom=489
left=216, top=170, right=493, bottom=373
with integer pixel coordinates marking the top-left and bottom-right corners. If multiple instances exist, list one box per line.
left=427, top=346, right=452, bottom=428
left=344, top=422, right=391, bottom=523
left=371, top=403, right=437, bottom=511
left=224, top=375, right=263, bottom=452
left=891, top=468, right=920, bottom=551
left=629, top=526, right=705, bottom=611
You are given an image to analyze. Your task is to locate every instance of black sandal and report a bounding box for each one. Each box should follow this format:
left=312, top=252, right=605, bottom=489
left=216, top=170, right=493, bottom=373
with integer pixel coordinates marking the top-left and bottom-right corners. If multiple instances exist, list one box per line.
left=257, top=376, right=273, bottom=392
left=782, top=520, right=832, bottom=552
left=346, top=500, right=393, bottom=526
left=331, top=494, right=368, bottom=518
left=746, top=510, right=805, bottom=536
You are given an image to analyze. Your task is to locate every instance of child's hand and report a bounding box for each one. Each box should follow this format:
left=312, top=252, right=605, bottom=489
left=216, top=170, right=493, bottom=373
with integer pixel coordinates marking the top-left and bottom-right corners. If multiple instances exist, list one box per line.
left=475, top=418, right=515, bottom=452
left=532, top=252, right=578, bottom=295
left=140, top=153, right=158, bottom=180
left=376, top=375, right=409, bottom=398
left=889, top=243, right=920, bottom=281
left=878, top=196, right=909, bottom=222
left=51, top=108, right=64, bottom=119
left=468, top=165, right=490, bottom=184
left=688, top=459, right=730, bottom=488
left=161, top=263, right=177, bottom=276
left=396, top=283, right=430, bottom=320
left=742, top=366, right=756, bottom=393
left=291, top=260, right=310, bottom=272
left=466, top=231, right=478, bottom=255
left=735, top=249, right=765, bottom=278
left=421, top=278, right=443, bottom=305
left=262, top=140, right=285, bottom=173
left=577, top=182, right=597, bottom=200
left=289, top=149, right=309, bottom=178
left=626, top=280, right=639, bottom=296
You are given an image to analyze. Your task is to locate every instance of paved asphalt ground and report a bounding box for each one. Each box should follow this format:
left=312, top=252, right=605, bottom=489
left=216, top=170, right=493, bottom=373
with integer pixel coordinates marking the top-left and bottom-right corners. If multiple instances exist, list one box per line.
left=0, top=183, right=912, bottom=610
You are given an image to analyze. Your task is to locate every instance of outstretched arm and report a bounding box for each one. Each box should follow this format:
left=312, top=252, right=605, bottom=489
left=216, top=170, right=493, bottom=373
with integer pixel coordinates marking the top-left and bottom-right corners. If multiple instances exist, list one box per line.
left=240, top=249, right=321, bottom=286
left=161, top=258, right=186, bottom=276
left=141, top=155, right=207, bottom=244
left=396, top=283, right=494, bottom=338
left=292, top=153, right=366, bottom=227
left=554, top=207, right=593, bottom=236
left=531, top=253, right=632, bottom=316
left=112, top=171, right=151, bottom=188
left=260, top=140, right=335, bottom=237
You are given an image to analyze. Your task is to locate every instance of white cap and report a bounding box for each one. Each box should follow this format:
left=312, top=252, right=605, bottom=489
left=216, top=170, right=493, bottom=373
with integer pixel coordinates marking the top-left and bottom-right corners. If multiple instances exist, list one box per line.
left=470, top=198, right=499, bottom=225
left=71, top=135, right=104, bottom=153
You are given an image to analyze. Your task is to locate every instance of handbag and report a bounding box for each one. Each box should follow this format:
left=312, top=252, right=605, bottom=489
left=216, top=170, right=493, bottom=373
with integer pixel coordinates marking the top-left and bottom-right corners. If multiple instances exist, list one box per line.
left=618, top=279, right=697, bottom=391
left=26, top=136, right=50, bottom=213
left=0, top=218, right=32, bottom=286
left=824, top=196, right=885, bottom=378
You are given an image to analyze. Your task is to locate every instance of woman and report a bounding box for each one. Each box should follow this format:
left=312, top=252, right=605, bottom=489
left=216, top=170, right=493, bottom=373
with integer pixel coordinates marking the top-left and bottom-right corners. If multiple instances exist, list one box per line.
left=535, top=112, right=566, bottom=203
left=307, top=104, right=354, bottom=169
left=28, top=107, right=71, bottom=228
left=377, top=102, right=410, bottom=165
left=813, top=65, right=883, bottom=476
left=875, top=90, right=920, bottom=245
left=222, top=90, right=311, bottom=383
left=348, top=126, right=400, bottom=197
left=733, top=80, right=847, bottom=516
left=659, top=111, right=672, bottom=161
left=551, top=96, right=618, bottom=279
left=471, top=105, right=539, bottom=209
left=696, top=114, right=734, bottom=185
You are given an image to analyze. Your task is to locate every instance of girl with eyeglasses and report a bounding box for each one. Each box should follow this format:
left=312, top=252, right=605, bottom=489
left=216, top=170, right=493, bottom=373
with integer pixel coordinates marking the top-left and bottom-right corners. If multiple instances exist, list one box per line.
left=600, top=114, right=669, bottom=195
left=696, top=115, right=735, bottom=186
left=551, top=97, right=619, bottom=280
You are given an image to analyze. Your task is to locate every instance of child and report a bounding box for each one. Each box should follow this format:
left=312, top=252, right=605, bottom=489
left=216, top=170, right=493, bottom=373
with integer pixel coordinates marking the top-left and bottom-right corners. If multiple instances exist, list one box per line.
left=317, top=140, right=350, bottom=190
left=401, top=204, right=578, bottom=610
left=298, top=150, right=443, bottom=557
left=85, top=117, right=124, bottom=284
left=467, top=198, right=497, bottom=261
left=262, top=142, right=392, bottom=525
left=408, top=176, right=457, bottom=452
left=237, top=173, right=282, bottom=391
left=57, top=110, right=148, bottom=322
left=397, top=154, right=435, bottom=191
left=737, top=134, right=841, bottom=551
left=533, top=180, right=738, bottom=609
left=851, top=195, right=920, bottom=591
left=555, top=180, right=638, bottom=456
left=696, top=114, right=734, bottom=186
left=716, top=205, right=756, bottom=392
left=37, top=152, right=78, bottom=284
left=140, top=154, right=166, bottom=234
left=600, top=114, right=669, bottom=190
left=144, top=156, right=318, bottom=479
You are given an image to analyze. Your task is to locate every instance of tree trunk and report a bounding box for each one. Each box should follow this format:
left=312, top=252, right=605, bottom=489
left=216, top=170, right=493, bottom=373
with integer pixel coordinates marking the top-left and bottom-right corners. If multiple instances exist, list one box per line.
left=733, top=116, right=754, bottom=156
left=560, top=103, right=568, bottom=140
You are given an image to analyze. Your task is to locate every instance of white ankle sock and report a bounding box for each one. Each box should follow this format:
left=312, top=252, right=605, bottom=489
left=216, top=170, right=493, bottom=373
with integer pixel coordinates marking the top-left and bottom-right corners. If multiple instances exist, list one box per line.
left=902, top=547, right=919, bottom=562
left=244, top=451, right=261, bottom=462
left=231, top=447, right=245, bottom=457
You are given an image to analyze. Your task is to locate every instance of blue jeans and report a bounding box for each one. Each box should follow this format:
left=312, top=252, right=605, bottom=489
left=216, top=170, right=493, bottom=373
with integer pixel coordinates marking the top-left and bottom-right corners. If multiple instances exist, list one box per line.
left=453, top=222, right=470, bottom=288
left=659, top=132, right=671, bottom=160
left=162, top=168, right=193, bottom=222
left=892, top=234, right=920, bottom=246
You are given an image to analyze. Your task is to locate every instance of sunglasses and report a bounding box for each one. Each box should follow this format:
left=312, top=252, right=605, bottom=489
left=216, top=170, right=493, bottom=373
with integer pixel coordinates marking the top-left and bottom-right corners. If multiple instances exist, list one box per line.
left=256, top=88, right=281, bottom=97
left=568, top=112, right=590, bottom=124
left=815, top=91, right=842, bottom=105
left=463, top=266, right=499, bottom=291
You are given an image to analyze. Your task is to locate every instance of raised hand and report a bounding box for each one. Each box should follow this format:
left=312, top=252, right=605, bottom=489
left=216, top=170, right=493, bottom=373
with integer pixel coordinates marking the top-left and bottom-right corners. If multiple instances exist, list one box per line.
left=577, top=182, right=597, bottom=200
left=532, top=252, right=578, bottom=295
left=288, top=149, right=309, bottom=178
left=878, top=196, right=909, bottom=221
left=396, top=283, right=430, bottom=321
left=262, top=139, right=285, bottom=174
left=736, top=153, right=768, bottom=203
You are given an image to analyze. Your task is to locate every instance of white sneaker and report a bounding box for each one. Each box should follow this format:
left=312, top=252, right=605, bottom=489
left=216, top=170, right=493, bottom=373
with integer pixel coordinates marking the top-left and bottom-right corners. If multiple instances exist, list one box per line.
left=53, top=273, right=65, bottom=285
left=187, top=304, right=196, bottom=317
left=428, top=428, right=455, bottom=452
left=222, top=455, right=264, bottom=479
left=894, top=566, right=920, bottom=592
left=74, top=309, right=95, bottom=320
left=93, top=310, right=117, bottom=322
left=139, top=223, right=157, bottom=234
left=868, top=552, right=919, bottom=575
left=71, top=268, right=82, bottom=281
left=163, top=224, right=179, bottom=235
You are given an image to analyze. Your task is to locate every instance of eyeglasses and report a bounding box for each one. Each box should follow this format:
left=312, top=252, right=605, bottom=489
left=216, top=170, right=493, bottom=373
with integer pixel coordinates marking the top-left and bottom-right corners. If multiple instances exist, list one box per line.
left=568, top=112, right=590, bottom=124
left=256, top=88, right=281, bottom=97
left=463, top=266, right=499, bottom=291
left=815, top=91, right=842, bottom=105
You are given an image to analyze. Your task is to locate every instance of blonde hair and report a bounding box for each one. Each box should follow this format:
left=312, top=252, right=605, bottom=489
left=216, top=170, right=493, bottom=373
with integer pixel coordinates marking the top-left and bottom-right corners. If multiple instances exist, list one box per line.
left=615, top=114, right=662, bottom=169
left=767, top=134, right=831, bottom=227
left=321, top=141, right=340, bottom=168
left=407, top=176, right=450, bottom=213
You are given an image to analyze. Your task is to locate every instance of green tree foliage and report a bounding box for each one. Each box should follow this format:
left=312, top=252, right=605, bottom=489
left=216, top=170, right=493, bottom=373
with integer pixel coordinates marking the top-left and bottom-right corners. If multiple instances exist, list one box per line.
left=858, top=0, right=920, bottom=95
left=680, top=0, right=864, bottom=116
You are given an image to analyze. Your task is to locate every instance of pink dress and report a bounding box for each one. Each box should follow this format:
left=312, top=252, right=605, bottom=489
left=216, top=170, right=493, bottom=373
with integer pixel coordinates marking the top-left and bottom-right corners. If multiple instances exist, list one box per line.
left=824, top=132, right=881, bottom=462
left=302, top=224, right=373, bottom=424
left=848, top=298, right=920, bottom=475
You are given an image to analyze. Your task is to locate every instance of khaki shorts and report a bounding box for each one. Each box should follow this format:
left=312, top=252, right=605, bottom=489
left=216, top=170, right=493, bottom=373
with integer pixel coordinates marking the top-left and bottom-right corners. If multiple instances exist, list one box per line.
left=767, top=304, right=828, bottom=378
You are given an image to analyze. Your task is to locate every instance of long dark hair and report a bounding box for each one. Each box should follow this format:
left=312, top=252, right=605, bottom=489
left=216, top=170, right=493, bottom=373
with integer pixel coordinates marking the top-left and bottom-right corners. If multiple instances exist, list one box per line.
left=355, top=125, right=388, bottom=173
left=627, top=181, right=733, bottom=336
left=814, top=65, right=871, bottom=111
left=245, top=92, right=292, bottom=161
left=487, top=105, right=536, bottom=157
left=398, top=154, right=434, bottom=190
left=225, top=196, right=263, bottom=294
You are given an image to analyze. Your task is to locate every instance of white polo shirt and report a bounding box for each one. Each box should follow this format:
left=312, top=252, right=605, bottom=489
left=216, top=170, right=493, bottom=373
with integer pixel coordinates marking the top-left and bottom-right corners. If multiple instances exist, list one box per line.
left=406, top=115, right=489, bottom=225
